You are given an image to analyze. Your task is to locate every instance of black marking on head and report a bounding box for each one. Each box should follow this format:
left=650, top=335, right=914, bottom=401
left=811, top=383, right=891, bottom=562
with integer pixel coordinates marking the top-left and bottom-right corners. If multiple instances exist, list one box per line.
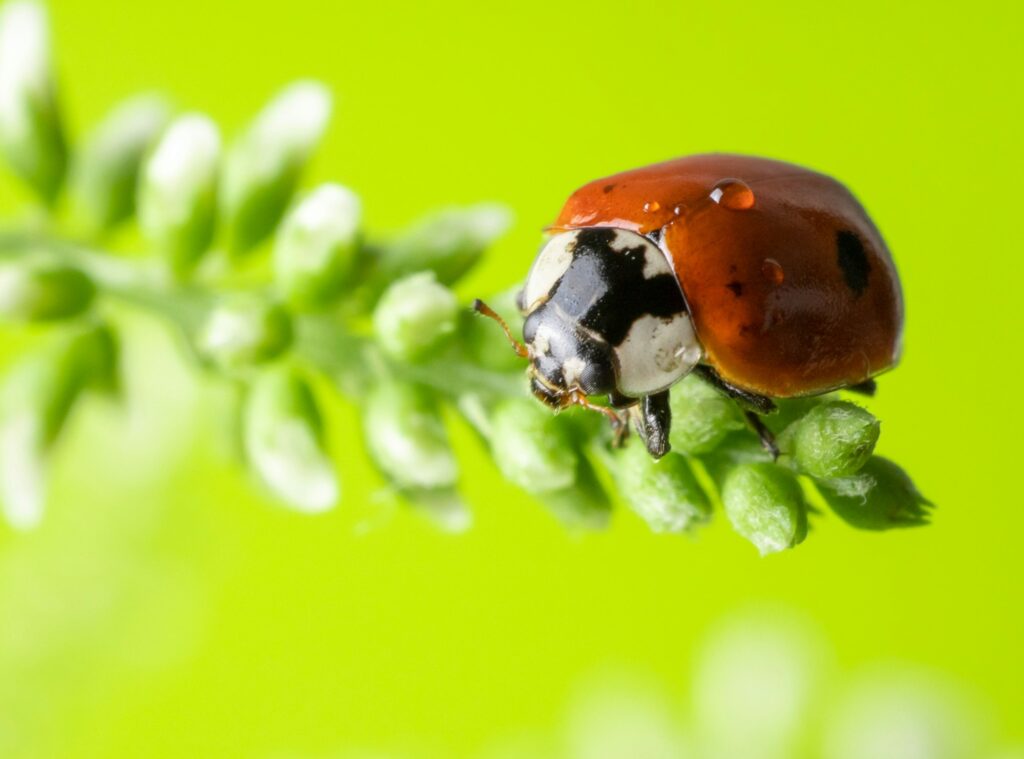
left=837, top=230, right=870, bottom=296
left=603, top=183, right=616, bottom=194
left=726, top=280, right=744, bottom=297
left=523, top=305, right=616, bottom=397
left=646, top=228, right=663, bottom=246
left=541, top=227, right=686, bottom=346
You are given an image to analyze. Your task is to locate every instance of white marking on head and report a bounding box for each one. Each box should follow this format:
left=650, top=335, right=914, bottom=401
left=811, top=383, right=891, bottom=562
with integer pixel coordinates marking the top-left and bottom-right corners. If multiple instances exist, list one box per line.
left=521, top=231, right=577, bottom=312
left=614, top=313, right=702, bottom=397
left=523, top=228, right=676, bottom=314
left=562, top=356, right=587, bottom=386
left=608, top=227, right=673, bottom=279
left=531, top=322, right=552, bottom=357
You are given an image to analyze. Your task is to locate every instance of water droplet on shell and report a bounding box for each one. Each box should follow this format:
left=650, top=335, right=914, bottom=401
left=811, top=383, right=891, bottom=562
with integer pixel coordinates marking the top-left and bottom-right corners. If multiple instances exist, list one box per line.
left=709, top=178, right=755, bottom=210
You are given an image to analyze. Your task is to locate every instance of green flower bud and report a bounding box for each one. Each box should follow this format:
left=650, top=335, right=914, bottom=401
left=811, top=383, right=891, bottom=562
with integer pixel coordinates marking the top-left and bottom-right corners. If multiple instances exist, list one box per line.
left=382, top=203, right=512, bottom=284
left=0, top=322, right=117, bottom=528
left=0, top=1, right=67, bottom=203
left=778, top=400, right=879, bottom=479
left=243, top=365, right=338, bottom=513
left=372, top=271, right=458, bottom=362
left=818, top=456, right=932, bottom=530
left=220, top=81, right=332, bottom=255
left=0, top=259, right=95, bottom=321
left=363, top=380, right=457, bottom=491
left=668, top=374, right=745, bottom=454
left=70, top=93, right=171, bottom=234
left=196, top=296, right=293, bottom=371
left=722, top=463, right=808, bottom=555
left=138, top=113, right=220, bottom=277
left=274, top=183, right=362, bottom=309
left=540, top=455, right=611, bottom=530
left=488, top=398, right=577, bottom=495
left=610, top=443, right=711, bottom=533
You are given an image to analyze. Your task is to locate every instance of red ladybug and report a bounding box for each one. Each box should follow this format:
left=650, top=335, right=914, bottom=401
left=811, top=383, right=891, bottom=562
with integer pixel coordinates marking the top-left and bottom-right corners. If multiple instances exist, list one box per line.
left=474, top=154, right=903, bottom=458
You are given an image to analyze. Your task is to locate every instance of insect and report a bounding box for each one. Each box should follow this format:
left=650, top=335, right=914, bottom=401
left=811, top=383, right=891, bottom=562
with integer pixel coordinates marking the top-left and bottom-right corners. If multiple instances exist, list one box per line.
left=474, top=154, right=903, bottom=459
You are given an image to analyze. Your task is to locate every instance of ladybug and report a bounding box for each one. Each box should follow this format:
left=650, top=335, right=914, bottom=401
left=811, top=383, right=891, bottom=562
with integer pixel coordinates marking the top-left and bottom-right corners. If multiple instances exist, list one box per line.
left=474, top=154, right=903, bottom=459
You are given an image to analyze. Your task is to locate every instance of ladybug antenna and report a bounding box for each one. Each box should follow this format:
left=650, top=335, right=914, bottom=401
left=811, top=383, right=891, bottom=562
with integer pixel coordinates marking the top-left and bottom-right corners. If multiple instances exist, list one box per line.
left=472, top=299, right=529, bottom=359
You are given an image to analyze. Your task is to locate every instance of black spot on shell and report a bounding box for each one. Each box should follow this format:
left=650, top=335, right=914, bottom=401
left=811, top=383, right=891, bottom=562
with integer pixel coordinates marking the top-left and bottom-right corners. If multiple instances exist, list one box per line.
left=837, top=230, right=870, bottom=296
left=726, top=280, right=744, bottom=297
left=603, top=184, right=615, bottom=194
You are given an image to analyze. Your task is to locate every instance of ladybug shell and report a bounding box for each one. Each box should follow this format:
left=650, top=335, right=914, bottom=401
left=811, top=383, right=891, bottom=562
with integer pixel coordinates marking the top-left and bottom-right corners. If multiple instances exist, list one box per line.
left=552, top=154, right=904, bottom=398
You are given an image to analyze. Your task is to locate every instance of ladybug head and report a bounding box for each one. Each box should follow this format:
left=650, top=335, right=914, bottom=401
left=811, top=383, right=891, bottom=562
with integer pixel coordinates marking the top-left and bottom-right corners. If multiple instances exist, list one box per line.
left=470, top=296, right=615, bottom=411
left=473, top=226, right=701, bottom=411
left=522, top=303, right=616, bottom=409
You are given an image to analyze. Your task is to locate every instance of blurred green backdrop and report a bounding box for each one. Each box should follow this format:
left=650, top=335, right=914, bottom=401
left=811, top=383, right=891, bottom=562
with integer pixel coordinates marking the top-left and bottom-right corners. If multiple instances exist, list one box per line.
left=1, top=1, right=1022, bottom=756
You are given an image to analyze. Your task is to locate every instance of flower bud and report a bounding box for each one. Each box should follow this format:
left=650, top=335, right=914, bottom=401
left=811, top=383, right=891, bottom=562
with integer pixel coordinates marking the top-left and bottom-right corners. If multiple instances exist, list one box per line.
left=274, top=183, right=361, bottom=309
left=668, top=374, right=745, bottom=454
left=70, top=93, right=171, bottom=233
left=721, top=463, right=808, bottom=555
left=138, top=113, right=220, bottom=277
left=363, top=380, right=457, bottom=491
left=372, top=271, right=458, bottom=362
left=0, top=1, right=66, bottom=203
left=488, top=398, right=577, bottom=495
left=778, top=400, right=879, bottom=479
left=610, top=442, right=711, bottom=533
left=0, top=322, right=117, bottom=528
left=220, top=81, right=332, bottom=255
left=196, top=296, right=293, bottom=371
left=0, top=259, right=95, bottom=321
left=382, top=203, right=512, bottom=284
left=243, top=365, right=338, bottom=513
left=818, top=456, right=932, bottom=530
left=540, top=456, right=611, bottom=529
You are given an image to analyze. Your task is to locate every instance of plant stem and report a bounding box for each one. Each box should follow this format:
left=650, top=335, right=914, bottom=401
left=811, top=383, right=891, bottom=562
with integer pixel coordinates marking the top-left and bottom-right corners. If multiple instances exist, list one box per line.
left=0, top=229, right=527, bottom=404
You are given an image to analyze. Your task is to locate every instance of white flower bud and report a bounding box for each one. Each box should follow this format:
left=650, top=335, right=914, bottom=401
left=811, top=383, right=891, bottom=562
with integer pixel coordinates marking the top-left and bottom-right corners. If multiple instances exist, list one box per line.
left=138, top=113, right=221, bottom=276
left=0, top=259, right=94, bottom=322
left=196, top=296, right=293, bottom=371
left=274, top=183, right=361, bottom=308
left=70, top=93, right=171, bottom=233
left=0, top=0, right=66, bottom=202
left=221, top=81, right=332, bottom=254
left=244, top=365, right=338, bottom=513
left=383, top=203, right=512, bottom=284
left=0, top=323, right=117, bottom=529
left=363, top=380, right=458, bottom=491
left=372, top=271, right=458, bottom=361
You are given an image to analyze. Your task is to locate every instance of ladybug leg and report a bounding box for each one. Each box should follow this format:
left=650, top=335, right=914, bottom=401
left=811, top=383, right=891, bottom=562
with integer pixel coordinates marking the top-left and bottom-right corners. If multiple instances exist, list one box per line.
left=692, top=365, right=779, bottom=459
left=846, top=378, right=877, bottom=397
left=693, top=365, right=777, bottom=415
left=568, top=390, right=629, bottom=446
left=634, top=391, right=671, bottom=459
left=743, top=410, right=780, bottom=461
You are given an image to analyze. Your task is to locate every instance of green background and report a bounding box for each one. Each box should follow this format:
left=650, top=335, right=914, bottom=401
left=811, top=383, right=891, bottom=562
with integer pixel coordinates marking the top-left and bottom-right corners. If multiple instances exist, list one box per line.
left=1, top=1, right=1022, bottom=756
